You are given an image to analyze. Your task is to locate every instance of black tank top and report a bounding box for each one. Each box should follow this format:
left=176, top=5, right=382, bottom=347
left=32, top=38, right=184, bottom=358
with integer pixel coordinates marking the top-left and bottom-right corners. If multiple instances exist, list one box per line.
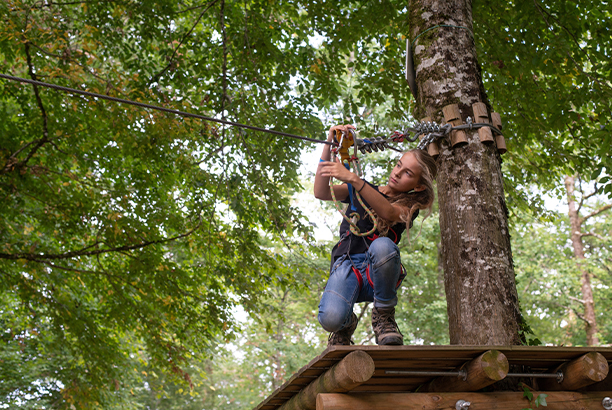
left=329, top=181, right=417, bottom=268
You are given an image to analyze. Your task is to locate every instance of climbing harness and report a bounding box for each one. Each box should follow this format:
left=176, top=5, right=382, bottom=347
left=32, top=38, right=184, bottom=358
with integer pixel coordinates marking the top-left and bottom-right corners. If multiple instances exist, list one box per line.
left=328, top=128, right=377, bottom=237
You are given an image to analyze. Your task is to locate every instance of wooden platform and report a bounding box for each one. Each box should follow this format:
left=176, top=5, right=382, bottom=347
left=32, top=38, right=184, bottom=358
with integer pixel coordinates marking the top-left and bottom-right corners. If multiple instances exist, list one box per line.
left=254, top=345, right=612, bottom=410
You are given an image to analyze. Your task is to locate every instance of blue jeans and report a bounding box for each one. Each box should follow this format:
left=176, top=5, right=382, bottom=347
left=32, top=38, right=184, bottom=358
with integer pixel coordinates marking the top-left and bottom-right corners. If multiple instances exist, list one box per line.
left=318, top=237, right=405, bottom=332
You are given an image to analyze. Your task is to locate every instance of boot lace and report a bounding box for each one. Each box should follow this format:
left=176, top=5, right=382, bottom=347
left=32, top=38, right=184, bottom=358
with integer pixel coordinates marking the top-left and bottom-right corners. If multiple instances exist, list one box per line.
left=327, top=313, right=358, bottom=346
left=373, top=308, right=403, bottom=336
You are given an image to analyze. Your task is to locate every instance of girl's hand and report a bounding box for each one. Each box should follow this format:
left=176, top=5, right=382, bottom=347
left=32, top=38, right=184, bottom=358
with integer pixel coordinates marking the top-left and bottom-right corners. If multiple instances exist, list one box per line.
left=319, top=157, right=360, bottom=185
left=327, top=124, right=356, bottom=142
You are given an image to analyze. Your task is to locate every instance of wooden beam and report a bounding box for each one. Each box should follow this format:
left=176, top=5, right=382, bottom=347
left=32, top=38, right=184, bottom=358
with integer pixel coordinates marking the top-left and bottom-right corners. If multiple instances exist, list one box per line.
left=539, top=352, right=609, bottom=391
left=316, top=391, right=612, bottom=410
left=278, top=350, right=375, bottom=410
left=420, top=350, right=509, bottom=392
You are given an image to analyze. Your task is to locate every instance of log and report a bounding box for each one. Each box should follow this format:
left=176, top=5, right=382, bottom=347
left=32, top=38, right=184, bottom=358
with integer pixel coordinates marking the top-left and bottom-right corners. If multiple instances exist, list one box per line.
left=539, top=352, right=609, bottom=391
left=419, top=116, right=439, bottom=158
left=581, top=365, right=612, bottom=391
left=420, top=350, right=509, bottom=392
left=279, top=350, right=375, bottom=410
left=490, top=112, right=507, bottom=154
left=442, top=104, right=467, bottom=147
left=472, top=102, right=494, bottom=143
left=316, top=391, right=612, bottom=410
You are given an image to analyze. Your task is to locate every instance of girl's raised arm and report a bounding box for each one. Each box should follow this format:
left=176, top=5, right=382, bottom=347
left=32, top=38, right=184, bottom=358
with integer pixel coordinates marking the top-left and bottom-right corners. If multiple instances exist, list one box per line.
left=313, top=125, right=353, bottom=201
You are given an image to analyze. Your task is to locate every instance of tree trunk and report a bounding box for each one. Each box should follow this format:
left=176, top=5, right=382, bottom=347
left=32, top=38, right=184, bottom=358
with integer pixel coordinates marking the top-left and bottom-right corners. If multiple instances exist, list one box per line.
left=409, top=0, right=521, bottom=345
left=564, top=175, right=599, bottom=346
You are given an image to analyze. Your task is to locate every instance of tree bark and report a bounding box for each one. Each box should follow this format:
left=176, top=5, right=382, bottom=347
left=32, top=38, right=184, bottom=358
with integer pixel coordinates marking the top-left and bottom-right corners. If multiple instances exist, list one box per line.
left=409, top=0, right=521, bottom=344
left=564, top=175, right=599, bottom=346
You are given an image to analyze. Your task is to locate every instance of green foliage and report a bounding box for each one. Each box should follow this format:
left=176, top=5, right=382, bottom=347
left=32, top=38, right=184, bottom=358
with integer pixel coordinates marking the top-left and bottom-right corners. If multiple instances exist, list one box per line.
left=397, top=206, right=449, bottom=345
left=474, top=0, right=612, bottom=201
left=512, top=203, right=612, bottom=346
left=522, top=385, right=548, bottom=410
left=0, top=0, right=325, bottom=407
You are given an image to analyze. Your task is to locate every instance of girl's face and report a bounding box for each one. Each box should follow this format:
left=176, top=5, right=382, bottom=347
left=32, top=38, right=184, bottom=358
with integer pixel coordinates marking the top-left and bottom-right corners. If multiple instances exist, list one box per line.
left=387, top=152, right=424, bottom=196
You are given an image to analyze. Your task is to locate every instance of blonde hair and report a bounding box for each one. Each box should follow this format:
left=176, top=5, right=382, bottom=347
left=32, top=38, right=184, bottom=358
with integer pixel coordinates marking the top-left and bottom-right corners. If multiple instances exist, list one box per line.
left=375, top=149, right=437, bottom=236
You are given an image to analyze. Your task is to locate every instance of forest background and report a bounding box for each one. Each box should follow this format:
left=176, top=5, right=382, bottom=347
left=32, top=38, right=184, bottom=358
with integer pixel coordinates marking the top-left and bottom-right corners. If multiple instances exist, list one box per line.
left=0, top=0, right=611, bottom=409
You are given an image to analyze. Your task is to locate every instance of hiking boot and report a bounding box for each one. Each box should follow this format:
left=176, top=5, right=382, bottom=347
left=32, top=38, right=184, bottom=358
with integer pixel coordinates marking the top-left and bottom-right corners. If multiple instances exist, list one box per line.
left=327, top=312, right=359, bottom=346
left=372, top=306, right=403, bottom=345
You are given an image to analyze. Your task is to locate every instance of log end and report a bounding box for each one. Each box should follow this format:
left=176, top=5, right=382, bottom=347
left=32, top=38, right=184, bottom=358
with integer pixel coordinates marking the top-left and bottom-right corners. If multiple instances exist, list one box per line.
left=579, top=352, right=609, bottom=383
left=479, top=350, right=509, bottom=382
left=341, top=350, right=376, bottom=384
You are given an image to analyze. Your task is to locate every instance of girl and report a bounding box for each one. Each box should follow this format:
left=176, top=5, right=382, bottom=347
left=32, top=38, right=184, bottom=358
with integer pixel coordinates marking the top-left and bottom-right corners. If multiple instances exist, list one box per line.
left=314, top=124, right=437, bottom=346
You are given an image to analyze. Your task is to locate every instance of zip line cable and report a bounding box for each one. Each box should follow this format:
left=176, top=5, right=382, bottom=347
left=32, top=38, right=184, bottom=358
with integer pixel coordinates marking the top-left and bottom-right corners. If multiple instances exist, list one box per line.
left=0, top=73, right=502, bottom=154
left=0, top=73, right=332, bottom=146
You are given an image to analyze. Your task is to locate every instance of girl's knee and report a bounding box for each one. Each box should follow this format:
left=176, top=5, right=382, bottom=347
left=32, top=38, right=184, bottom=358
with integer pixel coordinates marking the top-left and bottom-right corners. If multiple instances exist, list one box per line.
left=318, top=310, right=346, bottom=333
left=369, top=237, right=399, bottom=260
left=318, top=291, right=352, bottom=332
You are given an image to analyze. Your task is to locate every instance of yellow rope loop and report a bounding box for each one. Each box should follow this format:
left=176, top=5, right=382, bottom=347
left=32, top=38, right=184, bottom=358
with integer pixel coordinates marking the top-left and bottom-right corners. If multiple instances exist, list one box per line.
left=330, top=177, right=360, bottom=231
left=353, top=190, right=378, bottom=236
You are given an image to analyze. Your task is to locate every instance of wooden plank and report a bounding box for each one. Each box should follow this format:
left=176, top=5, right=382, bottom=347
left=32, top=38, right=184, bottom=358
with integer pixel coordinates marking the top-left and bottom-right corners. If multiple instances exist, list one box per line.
left=325, top=346, right=612, bottom=363
left=360, top=377, right=431, bottom=385
left=316, top=391, right=612, bottom=410
left=350, top=384, right=420, bottom=392
left=372, top=361, right=460, bottom=370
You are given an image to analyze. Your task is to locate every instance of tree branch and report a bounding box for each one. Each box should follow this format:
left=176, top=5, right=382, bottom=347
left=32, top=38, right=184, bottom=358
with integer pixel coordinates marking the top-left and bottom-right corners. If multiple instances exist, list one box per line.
left=26, top=39, right=129, bottom=97
left=583, top=182, right=599, bottom=201
left=0, top=218, right=202, bottom=261
left=532, top=0, right=596, bottom=67
left=15, top=0, right=119, bottom=10
left=567, top=294, right=585, bottom=305
left=2, top=42, right=50, bottom=175
left=571, top=307, right=589, bottom=324
left=533, top=0, right=611, bottom=91
left=149, top=0, right=220, bottom=85
left=580, top=231, right=607, bottom=241
left=356, top=301, right=370, bottom=323
left=580, top=204, right=612, bottom=224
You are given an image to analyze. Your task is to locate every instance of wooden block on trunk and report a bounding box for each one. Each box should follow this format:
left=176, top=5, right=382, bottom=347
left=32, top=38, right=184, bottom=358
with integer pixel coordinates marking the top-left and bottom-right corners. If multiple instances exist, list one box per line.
left=491, top=112, right=507, bottom=154
left=539, top=352, right=609, bottom=391
left=472, top=102, right=494, bottom=143
left=442, top=104, right=467, bottom=148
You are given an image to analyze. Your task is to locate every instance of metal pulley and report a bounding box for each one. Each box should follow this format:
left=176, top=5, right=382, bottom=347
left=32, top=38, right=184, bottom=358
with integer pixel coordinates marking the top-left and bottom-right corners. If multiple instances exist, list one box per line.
left=332, top=128, right=356, bottom=163
left=356, top=137, right=390, bottom=154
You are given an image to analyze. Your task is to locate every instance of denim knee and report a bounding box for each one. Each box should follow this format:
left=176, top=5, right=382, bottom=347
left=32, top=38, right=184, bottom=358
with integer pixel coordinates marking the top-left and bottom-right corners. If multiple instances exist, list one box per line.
left=318, top=291, right=353, bottom=332
left=368, top=237, right=399, bottom=267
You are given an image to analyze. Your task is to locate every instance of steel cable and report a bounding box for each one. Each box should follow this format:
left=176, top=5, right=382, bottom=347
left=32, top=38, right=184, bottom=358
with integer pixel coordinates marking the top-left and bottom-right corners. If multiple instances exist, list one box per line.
left=0, top=73, right=332, bottom=146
